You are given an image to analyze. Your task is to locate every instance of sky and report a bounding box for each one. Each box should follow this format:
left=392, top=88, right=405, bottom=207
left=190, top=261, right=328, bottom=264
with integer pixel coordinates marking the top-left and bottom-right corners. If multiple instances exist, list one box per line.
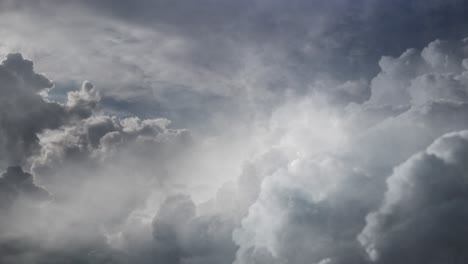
left=1, top=0, right=468, bottom=263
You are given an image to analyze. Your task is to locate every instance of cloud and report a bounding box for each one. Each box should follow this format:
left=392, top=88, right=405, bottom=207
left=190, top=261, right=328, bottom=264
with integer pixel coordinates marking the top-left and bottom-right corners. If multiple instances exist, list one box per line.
left=0, top=165, right=51, bottom=264
left=1, top=2, right=468, bottom=262
left=0, top=36, right=466, bottom=264
left=30, top=112, right=191, bottom=226
left=0, top=53, right=100, bottom=168
left=233, top=37, right=468, bottom=264
left=359, top=130, right=468, bottom=263
left=32, top=114, right=189, bottom=177
left=3, top=0, right=468, bottom=132
left=0, top=166, right=49, bottom=211
left=151, top=194, right=238, bottom=264
left=233, top=155, right=375, bottom=264
left=0, top=53, right=195, bottom=263
left=368, top=38, right=468, bottom=106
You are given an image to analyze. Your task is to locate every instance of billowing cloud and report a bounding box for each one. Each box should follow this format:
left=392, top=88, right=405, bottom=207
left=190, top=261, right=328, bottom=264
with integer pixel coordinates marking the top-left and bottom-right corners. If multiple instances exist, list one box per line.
left=1, top=1, right=468, bottom=263
left=359, top=130, right=468, bottom=263
left=233, top=37, right=468, bottom=264
left=0, top=36, right=464, bottom=263
left=0, top=53, right=99, bottom=168
left=0, top=53, right=193, bottom=262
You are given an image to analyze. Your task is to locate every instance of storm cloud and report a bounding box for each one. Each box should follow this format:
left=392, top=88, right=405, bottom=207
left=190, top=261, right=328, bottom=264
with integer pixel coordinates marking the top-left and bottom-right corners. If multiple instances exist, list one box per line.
left=1, top=1, right=468, bottom=264
left=0, top=53, right=99, bottom=168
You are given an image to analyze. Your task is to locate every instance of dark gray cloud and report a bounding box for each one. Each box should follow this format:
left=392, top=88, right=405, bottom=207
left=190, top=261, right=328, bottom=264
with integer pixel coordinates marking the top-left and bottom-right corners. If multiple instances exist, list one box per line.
left=0, top=53, right=62, bottom=167
left=0, top=53, right=99, bottom=168
left=0, top=166, right=49, bottom=211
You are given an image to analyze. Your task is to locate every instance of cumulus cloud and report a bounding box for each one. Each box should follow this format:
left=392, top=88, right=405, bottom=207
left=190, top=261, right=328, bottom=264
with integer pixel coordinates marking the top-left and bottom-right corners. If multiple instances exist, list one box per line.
left=233, top=155, right=375, bottom=264
left=0, top=53, right=61, bottom=167
left=0, top=53, right=194, bottom=262
left=2, top=2, right=468, bottom=263
left=30, top=113, right=191, bottom=232
left=0, top=36, right=461, bottom=263
left=233, top=37, right=468, bottom=264
left=0, top=53, right=100, bottom=168
left=32, top=114, right=188, bottom=178
left=368, top=38, right=468, bottom=106
left=359, top=130, right=468, bottom=263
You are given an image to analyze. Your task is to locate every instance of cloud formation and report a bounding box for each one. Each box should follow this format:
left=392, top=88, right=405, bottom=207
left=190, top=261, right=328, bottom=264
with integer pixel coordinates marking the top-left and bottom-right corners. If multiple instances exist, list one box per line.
left=233, top=37, right=468, bottom=264
left=0, top=53, right=100, bottom=168
left=0, top=52, right=194, bottom=263
left=2, top=35, right=468, bottom=263
left=1, top=1, right=468, bottom=263
left=359, top=130, right=468, bottom=263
